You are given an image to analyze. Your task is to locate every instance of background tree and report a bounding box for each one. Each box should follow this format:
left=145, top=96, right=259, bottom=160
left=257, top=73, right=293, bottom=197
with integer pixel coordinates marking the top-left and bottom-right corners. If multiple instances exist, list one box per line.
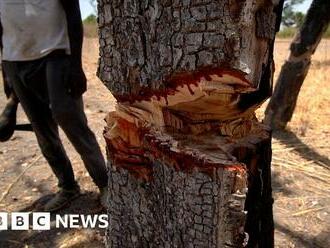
left=265, top=0, right=330, bottom=130
left=83, top=14, right=97, bottom=24
left=83, top=1, right=98, bottom=38
left=282, top=0, right=306, bottom=28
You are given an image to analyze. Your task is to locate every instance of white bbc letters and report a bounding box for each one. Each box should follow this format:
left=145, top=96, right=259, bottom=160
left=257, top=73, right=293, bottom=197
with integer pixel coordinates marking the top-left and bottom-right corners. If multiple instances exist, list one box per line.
left=11, top=212, right=29, bottom=230
left=33, top=212, right=51, bottom=230
left=0, top=213, right=8, bottom=230
left=0, top=212, right=109, bottom=230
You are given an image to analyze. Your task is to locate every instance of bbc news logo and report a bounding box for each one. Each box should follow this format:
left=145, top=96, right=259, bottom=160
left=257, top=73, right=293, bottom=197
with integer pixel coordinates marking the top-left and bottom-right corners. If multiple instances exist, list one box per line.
left=0, top=212, right=109, bottom=230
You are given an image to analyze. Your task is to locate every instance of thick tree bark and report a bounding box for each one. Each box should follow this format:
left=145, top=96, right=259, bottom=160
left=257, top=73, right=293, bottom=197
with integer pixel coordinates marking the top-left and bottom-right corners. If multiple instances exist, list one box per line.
left=97, top=1, right=283, bottom=247
left=265, top=0, right=330, bottom=130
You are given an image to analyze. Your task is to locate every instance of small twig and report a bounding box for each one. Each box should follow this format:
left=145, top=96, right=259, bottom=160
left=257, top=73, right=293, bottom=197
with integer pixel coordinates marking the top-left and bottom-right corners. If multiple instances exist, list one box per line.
left=301, top=160, right=316, bottom=166
left=273, top=145, right=329, bottom=152
left=272, top=156, right=301, bottom=166
left=292, top=206, right=327, bottom=217
left=0, top=155, right=42, bottom=203
left=276, top=196, right=329, bottom=202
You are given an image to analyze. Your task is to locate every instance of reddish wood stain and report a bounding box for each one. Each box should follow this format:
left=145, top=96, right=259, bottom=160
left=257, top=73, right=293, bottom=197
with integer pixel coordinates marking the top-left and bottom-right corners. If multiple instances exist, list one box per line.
left=104, top=115, right=246, bottom=181
left=114, top=66, right=251, bottom=104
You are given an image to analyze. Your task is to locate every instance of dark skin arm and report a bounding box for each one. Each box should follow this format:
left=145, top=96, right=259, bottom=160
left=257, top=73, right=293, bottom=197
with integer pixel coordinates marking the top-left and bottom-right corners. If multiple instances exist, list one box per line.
left=60, top=0, right=87, bottom=97
left=60, top=0, right=83, bottom=68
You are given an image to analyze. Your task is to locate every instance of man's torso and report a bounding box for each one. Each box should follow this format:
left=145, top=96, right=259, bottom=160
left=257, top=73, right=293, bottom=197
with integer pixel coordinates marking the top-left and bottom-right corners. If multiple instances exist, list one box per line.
left=0, top=0, right=70, bottom=61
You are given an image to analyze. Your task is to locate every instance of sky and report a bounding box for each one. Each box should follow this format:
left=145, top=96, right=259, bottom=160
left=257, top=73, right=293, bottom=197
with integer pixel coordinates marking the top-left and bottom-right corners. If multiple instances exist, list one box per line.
left=80, top=0, right=96, bottom=20
left=294, top=0, right=312, bottom=13
left=79, top=0, right=313, bottom=20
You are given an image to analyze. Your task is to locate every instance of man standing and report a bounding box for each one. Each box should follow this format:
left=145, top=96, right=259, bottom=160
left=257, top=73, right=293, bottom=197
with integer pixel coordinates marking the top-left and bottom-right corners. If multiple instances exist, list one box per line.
left=0, top=0, right=109, bottom=211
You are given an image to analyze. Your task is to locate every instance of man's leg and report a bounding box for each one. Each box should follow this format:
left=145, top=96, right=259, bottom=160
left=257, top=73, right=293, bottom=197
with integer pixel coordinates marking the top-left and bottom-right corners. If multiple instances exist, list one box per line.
left=2, top=61, right=77, bottom=190
left=46, top=55, right=108, bottom=190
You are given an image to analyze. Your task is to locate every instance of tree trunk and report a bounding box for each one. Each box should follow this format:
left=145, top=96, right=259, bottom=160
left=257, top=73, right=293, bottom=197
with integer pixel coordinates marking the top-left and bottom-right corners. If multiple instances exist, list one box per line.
left=265, top=0, right=330, bottom=130
left=97, top=1, right=283, bottom=247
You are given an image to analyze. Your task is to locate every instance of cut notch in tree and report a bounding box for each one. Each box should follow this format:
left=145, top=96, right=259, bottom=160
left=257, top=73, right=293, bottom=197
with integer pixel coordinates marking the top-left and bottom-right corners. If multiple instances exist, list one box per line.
left=98, top=0, right=284, bottom=247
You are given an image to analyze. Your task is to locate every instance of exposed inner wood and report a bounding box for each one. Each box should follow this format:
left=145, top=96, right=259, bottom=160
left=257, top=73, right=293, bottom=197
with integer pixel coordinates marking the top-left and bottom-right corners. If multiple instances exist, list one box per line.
left=104, top=109, right=267, bottom=170
left=113, top=68, right=258, bottom=127
left=104, top=68, right=267, bottom=182
left=103, top=75, right=271, bottom=246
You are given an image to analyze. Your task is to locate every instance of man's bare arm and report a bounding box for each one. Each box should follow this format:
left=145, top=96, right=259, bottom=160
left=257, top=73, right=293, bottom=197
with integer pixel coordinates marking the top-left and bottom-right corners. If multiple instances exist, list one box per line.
left=59, top=0, right=86, bottom=97
left=60, top=0, right=83, bottom=66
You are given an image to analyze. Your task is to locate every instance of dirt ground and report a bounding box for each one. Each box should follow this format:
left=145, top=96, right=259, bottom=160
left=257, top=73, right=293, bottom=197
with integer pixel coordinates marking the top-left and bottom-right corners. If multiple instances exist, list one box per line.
left=0, top=38, right=329, bottom=248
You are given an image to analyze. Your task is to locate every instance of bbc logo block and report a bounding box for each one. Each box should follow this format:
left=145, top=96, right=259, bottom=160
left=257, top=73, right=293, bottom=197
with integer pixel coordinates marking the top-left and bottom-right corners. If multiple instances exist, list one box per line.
left=0, top=212, right=108, bottom=230
left=0, top=213, right=8, bottom=230
left=32, top=212, right=50, bottom=230
left=11, top=212, right=51, bottom=230
left=11, top=212, right=30, bottom=230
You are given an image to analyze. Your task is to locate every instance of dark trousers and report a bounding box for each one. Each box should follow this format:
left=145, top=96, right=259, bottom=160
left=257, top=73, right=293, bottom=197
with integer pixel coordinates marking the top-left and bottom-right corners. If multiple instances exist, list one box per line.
left=2, top=52, right=108, bottom=190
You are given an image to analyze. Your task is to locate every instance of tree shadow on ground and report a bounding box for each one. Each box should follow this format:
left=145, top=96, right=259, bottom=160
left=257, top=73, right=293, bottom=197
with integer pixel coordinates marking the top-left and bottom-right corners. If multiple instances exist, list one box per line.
left=275, top=221, right=330, bottom=248
left=273, top=130, right=330, bottom=170
left=0, top=191, right=106, bottom=248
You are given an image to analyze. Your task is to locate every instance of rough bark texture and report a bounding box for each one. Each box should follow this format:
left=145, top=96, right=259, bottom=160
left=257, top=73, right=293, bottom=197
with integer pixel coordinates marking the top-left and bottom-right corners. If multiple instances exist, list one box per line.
left=106, top=161, right=247, bottom=247
left=98, top=0, right=283, bottom=247
left=98, top=0, right=280, bottom=102
left=265, top=0, right=330, bottom=130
